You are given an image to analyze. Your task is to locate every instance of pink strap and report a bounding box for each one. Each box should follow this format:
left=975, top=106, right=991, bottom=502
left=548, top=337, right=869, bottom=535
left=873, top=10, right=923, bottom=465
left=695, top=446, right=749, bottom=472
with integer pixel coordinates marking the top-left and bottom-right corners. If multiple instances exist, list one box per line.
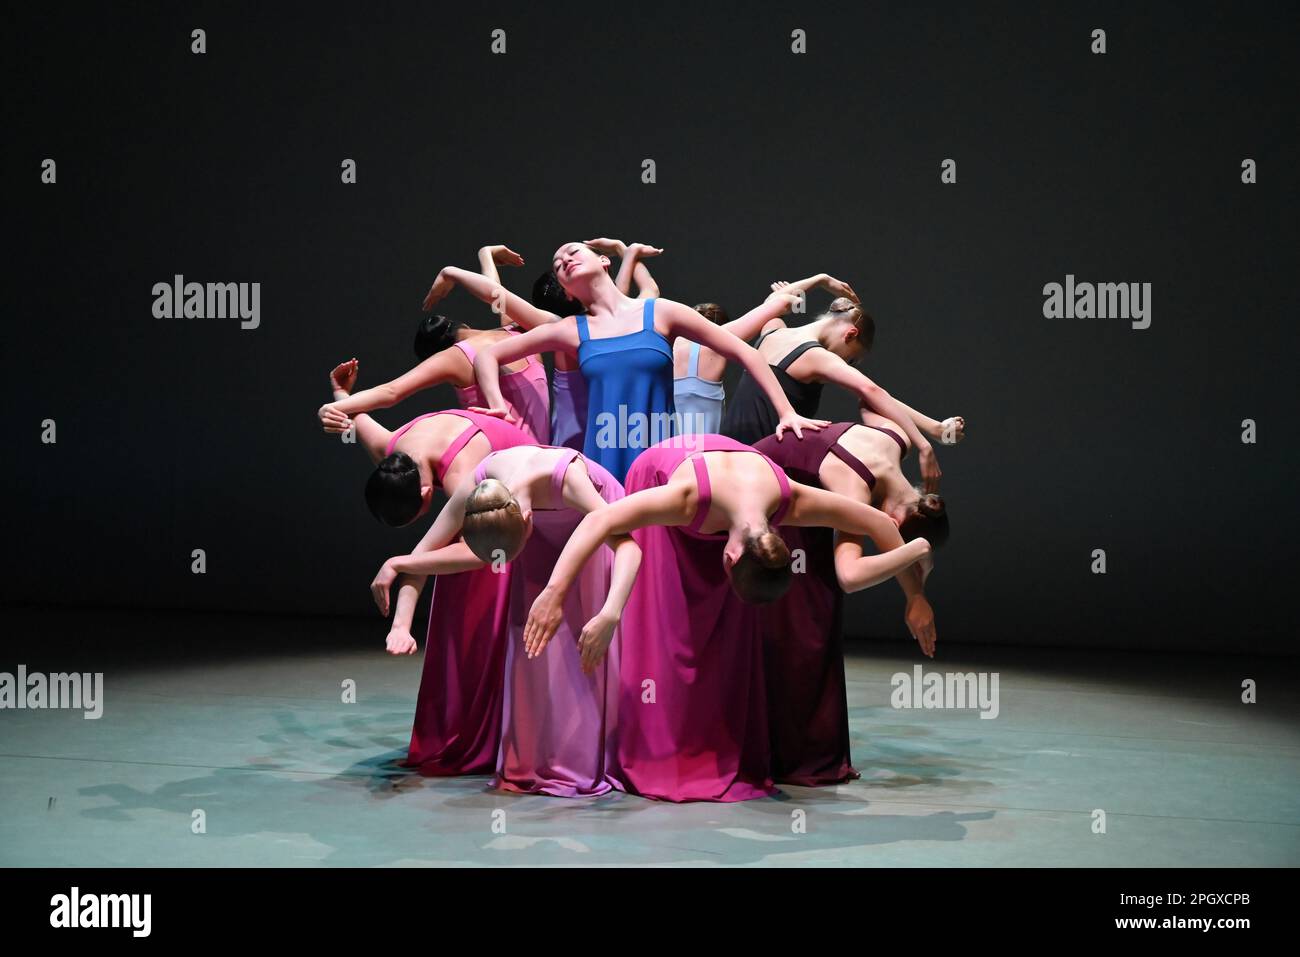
left=472, top=452, right=494, bottom=485
left=384, top=413, right=440, bottom=457
left=437, top=421, right=481, bottom=486
left=766, top=454, right=792, bottom=526
left=687, top=454, right=712, bottom=533
left=550, top=448, right=583, bottom=506
left=454, top=339, right=476, bottom=365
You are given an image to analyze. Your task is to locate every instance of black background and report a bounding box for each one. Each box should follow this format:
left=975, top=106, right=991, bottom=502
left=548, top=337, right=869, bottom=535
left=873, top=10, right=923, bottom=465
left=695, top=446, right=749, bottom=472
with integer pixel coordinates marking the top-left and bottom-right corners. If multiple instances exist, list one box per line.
left=5, top=2, right=1297, bottom=653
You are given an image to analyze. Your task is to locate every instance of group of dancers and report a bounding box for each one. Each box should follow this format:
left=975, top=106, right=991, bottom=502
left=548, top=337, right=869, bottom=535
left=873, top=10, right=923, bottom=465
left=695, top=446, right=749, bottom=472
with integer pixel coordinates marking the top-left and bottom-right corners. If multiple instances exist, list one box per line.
left=317, top=239, right=965, bottom=802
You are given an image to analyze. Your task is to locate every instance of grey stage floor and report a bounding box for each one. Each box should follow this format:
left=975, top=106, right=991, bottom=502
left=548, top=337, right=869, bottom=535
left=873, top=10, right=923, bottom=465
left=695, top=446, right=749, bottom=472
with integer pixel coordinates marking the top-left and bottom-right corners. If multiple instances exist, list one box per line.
left=1, top=608, right=1297, bottom=867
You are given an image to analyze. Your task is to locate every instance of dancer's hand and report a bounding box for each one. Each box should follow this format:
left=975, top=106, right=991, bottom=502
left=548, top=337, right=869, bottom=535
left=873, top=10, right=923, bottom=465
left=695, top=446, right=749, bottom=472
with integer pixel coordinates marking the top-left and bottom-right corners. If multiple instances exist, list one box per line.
left=578, top=611, right=619, bottom=675
left=625, top=242, right=664, bottom=259
left=774, top=412, right=829, bottom=441
left=467, top=405, right=517, bottom=424
left=385, top=628, right=418, bottom=655
left=938, top=416, right=966, bottom=446
left=904, top=593, right=937, bottom=658
left=764, top=290, right=802, bottom=316
left=487, top=245, right=525, bottom=267
left=422, top=268, right=455, bottom=311
left=524, top=585, right=565, bottom=659
left=371, top=559, right=400, bottom=616
left=583, top=237, right=626, bottom=256
left=329, top=358, right=358, bottom=395
left=821, top=275, right=859, bottom=302
left=318, top=403, right=352, bottom=433
left=919, top=445, right=941, bottom=492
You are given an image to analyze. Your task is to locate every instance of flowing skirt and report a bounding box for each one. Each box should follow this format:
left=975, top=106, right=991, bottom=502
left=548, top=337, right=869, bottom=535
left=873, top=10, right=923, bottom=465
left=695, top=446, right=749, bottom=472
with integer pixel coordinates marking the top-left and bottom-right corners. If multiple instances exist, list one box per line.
left=762, top=525, right=859, bottom=785
left=611, top=523, right=775, bottom=802
left=403, top=564, right=513, bottom=775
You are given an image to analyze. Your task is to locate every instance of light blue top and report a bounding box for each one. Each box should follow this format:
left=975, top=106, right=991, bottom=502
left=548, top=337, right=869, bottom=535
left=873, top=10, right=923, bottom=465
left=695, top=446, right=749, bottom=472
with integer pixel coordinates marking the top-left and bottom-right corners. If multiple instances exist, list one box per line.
left=673, top=341, right=725, bottom=435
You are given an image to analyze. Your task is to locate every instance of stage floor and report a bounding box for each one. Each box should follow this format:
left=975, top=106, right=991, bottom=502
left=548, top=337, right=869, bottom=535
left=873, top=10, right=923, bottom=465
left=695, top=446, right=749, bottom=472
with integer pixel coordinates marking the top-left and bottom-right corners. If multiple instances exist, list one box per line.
left=2, top=608, right=1297, bottom=867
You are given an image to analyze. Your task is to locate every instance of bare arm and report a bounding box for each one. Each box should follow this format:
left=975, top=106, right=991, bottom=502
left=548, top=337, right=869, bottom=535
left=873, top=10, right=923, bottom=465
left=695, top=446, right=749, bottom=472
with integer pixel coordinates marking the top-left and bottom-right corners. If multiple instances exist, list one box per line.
left=472, top=320, right=578, bottom=416
left=523, top=484, right=692, bottom=657
left=323, top=350, right=467, bottom=426
left=803, top=351, right=941, bottom=492
left=477, top=245, right=526, bottom=327
left=423, top=265, right=560, bottom=330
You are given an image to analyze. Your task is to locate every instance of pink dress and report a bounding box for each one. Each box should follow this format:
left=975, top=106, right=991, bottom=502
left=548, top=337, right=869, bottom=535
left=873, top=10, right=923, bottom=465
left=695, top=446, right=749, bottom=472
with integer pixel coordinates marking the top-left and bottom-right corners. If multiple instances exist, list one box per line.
left=454, top=333, right=551, bottom=444
left=614, top=435, right=791, bottom=802
left=474, top=448, right=625, bottom=797
left=385, top=410, right=534, bottom=776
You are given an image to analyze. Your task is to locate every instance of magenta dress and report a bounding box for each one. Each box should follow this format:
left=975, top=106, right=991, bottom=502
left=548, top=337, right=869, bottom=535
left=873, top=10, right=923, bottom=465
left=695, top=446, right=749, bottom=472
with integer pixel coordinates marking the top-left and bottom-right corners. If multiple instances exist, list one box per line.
left=385, top=410, right=534, bottom=776
left=453, top=332, right=551, bottom=444
left=613, top=435, right=791, bottom=802
left=473, top=448, right=624, bottom=797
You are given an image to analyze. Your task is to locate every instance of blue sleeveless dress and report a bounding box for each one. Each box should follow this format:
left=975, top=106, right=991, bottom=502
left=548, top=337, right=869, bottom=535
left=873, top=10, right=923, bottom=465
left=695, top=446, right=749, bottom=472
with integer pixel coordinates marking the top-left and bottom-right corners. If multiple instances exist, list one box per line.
left=577, top=298, right=676, bottom=482
left=672, top=340, right=725, bottom=435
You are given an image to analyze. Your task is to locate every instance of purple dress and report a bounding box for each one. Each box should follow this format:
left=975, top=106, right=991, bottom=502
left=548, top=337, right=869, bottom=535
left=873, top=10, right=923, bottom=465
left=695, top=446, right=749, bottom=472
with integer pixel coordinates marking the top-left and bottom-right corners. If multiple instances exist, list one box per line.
left=387, top=410, right=534, bottom=777
left=473, top=448, right=625, bottom=796
left=613, top=435, right=791, bottom=802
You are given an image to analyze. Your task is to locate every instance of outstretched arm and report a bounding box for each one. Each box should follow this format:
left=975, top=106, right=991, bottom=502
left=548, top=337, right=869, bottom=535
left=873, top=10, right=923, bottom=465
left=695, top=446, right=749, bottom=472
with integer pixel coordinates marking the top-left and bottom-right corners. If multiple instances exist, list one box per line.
left=472, top=320, right=578, bottom=418
left=477, top=244, right=526, bottom=328
left=523, top=484, right=691, bottom=658
left=320, top=350, right=468, bottom=432
left=325, top=360, right=392, bottom=461
left=423, top=265, right=560, bottom=330
left=803, top=351, right=941, bottom=492
left=658, top=300, right=828, bottom=440
left=865, top=398, right=965, bottom=446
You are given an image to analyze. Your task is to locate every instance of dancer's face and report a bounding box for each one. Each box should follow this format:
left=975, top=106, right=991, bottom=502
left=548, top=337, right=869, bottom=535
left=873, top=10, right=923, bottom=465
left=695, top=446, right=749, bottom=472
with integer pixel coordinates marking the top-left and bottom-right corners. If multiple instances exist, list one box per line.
left=551, top=242, right=609, bottom=292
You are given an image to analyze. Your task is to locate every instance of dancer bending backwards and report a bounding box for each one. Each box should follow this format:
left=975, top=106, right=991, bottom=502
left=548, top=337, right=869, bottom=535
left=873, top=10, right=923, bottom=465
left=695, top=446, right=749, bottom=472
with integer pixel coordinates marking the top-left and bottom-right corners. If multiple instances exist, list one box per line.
left=371, top=444, right=641, bottom=797
left=318, top=244, right=551, bottom=442
left=721, top=294, right=963, bottom=491
left=423, top=241, right=828, bottom=482
left=527, top=240, right=661, bottom=451
left=326, top=360, right=532, bottom=776
left=523, top=433, right=934, bottom=803
left=753, top=411, right=953, bottom=786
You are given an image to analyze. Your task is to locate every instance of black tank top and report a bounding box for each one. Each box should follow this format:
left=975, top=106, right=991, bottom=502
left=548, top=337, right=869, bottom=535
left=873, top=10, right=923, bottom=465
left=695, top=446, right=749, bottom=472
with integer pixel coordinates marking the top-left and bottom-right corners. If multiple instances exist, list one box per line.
left=719, top=334, right=825, bottom=446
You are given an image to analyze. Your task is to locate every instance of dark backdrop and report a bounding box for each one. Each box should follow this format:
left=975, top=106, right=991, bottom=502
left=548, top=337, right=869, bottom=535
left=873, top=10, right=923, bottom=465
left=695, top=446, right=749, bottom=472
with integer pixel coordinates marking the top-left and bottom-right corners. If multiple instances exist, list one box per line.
left=5, top=2, right=1297, bottom=653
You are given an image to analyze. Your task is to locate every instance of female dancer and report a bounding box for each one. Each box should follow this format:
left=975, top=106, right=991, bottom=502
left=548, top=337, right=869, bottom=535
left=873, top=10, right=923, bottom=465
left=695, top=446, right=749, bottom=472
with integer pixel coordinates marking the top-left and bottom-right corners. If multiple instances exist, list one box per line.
left=532, top=240, right=662, bottom=450
left=326, top=361, right=532, bottom=776
left=370, top=445, right=641, bottom=796
left=318, top=244, right=551, bottom=443
left=752, top=412, right=950, bottom=786
left=720, top=296, right=963, bottom=491
left=453, top=241, right=828, bottom=481
left=523, top=434, right=935, bottom=802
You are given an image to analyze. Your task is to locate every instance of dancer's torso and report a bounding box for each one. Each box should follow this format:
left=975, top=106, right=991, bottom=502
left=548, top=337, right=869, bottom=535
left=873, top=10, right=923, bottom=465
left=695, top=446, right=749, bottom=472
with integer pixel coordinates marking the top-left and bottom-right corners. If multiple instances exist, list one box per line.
left=452, top=329, right=551, bottom=443
left=627, top=435, right=791, bottom=539
left=672, top=340, right=725, bottom=435
left=472, top=445, right=617, bottom=512
left=756, top=414, right=909, bottom=505
left=720, top=331, right=825, bottom=445
left=387, top=409, right=531, bottom=491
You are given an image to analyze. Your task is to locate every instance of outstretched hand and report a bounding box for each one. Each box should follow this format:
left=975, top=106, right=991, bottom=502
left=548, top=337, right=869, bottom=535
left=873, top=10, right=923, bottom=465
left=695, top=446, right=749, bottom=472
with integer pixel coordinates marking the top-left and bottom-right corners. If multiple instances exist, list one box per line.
left=905, top=593, right=937, bottom=658
left=466, top=405, right=517, bottom=424
left=329, top=358, right=358, bottom=394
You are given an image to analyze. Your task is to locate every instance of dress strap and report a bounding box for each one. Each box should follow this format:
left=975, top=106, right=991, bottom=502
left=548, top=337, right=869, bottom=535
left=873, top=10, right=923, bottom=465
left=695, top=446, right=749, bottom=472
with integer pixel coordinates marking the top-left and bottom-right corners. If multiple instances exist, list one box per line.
left=454, top=339, right=476, bottom=365
left=575, top=313, right=591, bottom=343
left=687, top=340, right=702, bottom=377
left=384, top=412, right=440, bottom=457
left=765, top=455, right=793, bottom=526
left=472, top=456, right=491, bottom=485
left=827, top=443, right=877, bottom=490
left=867, top=424, right=908, bottom=456
left=642, top=298, right=657, bottom=331
left=687, top=454, right=712, bottom=533
left=776, top=340, right=823, bottom=372
left=549, top=448, right=584, bottom=505
left=436, top=420, right=481, bottom=487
